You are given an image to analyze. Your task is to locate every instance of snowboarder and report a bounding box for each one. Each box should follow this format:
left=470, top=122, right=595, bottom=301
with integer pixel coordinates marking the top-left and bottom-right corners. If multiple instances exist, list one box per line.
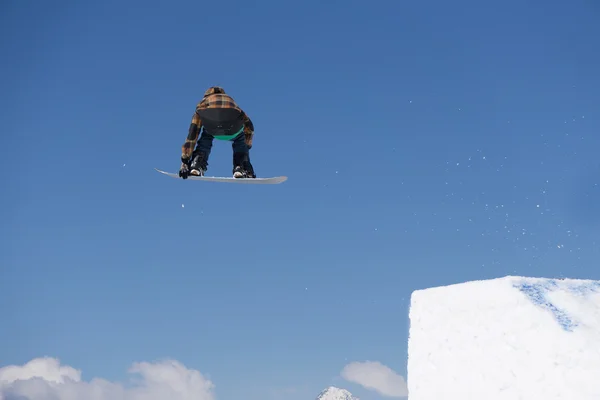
left=178, top=86, right=256, bottom=179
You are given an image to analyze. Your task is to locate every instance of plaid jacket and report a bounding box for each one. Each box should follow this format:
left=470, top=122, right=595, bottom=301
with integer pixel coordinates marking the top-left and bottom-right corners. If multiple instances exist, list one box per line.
left=181, top=93, right=254, bottom=161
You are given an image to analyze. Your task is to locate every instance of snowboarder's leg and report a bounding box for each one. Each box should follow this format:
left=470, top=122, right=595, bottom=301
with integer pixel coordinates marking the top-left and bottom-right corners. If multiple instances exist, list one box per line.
left=231, top=133, right=255, bottom=178
left=190, top=129, right=214, bottom=176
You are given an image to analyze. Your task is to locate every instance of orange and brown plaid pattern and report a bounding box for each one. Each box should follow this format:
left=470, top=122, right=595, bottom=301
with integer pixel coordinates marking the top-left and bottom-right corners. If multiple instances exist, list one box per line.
left=181, top=93, right=254, bottom=161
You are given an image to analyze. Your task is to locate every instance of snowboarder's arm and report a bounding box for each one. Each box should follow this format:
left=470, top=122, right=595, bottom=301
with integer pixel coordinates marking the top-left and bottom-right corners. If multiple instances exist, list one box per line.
left=241, top=111, right=254, bottom=148
left=181, top=110, right=202, bottom=162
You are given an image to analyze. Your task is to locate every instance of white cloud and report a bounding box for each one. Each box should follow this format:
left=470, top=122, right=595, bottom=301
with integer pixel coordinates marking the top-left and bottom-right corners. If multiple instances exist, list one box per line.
left=340, top=361, right=408, bottom=398
left=0, top=357, right=215, bottom=400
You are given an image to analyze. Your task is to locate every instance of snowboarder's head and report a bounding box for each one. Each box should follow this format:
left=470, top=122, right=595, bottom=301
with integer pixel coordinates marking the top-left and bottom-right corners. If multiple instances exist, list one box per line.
left=204, top=86, right=225, bottom=97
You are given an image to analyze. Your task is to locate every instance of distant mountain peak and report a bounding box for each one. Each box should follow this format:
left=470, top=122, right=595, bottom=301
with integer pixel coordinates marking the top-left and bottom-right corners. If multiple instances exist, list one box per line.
left=316, top=386, right=358, bottom=400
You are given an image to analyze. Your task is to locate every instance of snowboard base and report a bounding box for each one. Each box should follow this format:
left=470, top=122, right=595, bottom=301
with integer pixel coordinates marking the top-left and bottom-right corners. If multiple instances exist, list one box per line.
left=155, top=168, right=287, bottom=184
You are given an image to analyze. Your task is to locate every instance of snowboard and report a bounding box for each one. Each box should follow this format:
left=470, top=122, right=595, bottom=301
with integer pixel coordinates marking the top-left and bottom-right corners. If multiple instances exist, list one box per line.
left=154, top=168, right=287, bottom=184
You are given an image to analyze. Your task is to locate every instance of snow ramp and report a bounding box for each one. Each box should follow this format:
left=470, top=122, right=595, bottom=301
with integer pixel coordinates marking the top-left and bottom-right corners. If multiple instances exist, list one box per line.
left=407, top=276, right=600, bottom=399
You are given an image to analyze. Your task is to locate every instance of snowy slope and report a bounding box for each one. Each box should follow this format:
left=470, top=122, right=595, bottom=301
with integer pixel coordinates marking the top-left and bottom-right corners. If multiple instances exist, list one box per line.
left=407, top=276, right=600, bottom=400
left=316, top=386, right=358, bottom=400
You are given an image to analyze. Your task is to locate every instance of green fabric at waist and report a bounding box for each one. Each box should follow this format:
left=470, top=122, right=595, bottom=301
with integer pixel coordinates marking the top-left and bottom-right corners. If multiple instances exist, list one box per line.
left=213, top=126, right=243, bottom=140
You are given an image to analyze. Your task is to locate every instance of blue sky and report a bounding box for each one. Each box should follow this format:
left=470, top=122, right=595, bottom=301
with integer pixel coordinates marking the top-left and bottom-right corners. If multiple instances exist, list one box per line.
left=2, top=0, right=599, bottom=399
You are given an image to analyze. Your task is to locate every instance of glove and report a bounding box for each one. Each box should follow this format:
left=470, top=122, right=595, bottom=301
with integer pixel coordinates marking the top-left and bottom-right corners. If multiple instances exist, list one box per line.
left=245, top=132, right=253, bottom=149
left=178, top=160, right=190, bottom=179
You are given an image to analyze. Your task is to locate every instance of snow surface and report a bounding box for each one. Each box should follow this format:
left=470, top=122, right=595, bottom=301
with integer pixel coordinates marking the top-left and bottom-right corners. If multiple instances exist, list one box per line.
left=407, top=276, right=600, bottom=399
left=316, top=386, right=359, bottom=400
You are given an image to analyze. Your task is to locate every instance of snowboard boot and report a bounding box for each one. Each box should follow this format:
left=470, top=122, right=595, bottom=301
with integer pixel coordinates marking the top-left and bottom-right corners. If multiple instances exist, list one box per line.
left=190, top=151, right=207, bottom=177
left=233, top=152, right=256, bottom=178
